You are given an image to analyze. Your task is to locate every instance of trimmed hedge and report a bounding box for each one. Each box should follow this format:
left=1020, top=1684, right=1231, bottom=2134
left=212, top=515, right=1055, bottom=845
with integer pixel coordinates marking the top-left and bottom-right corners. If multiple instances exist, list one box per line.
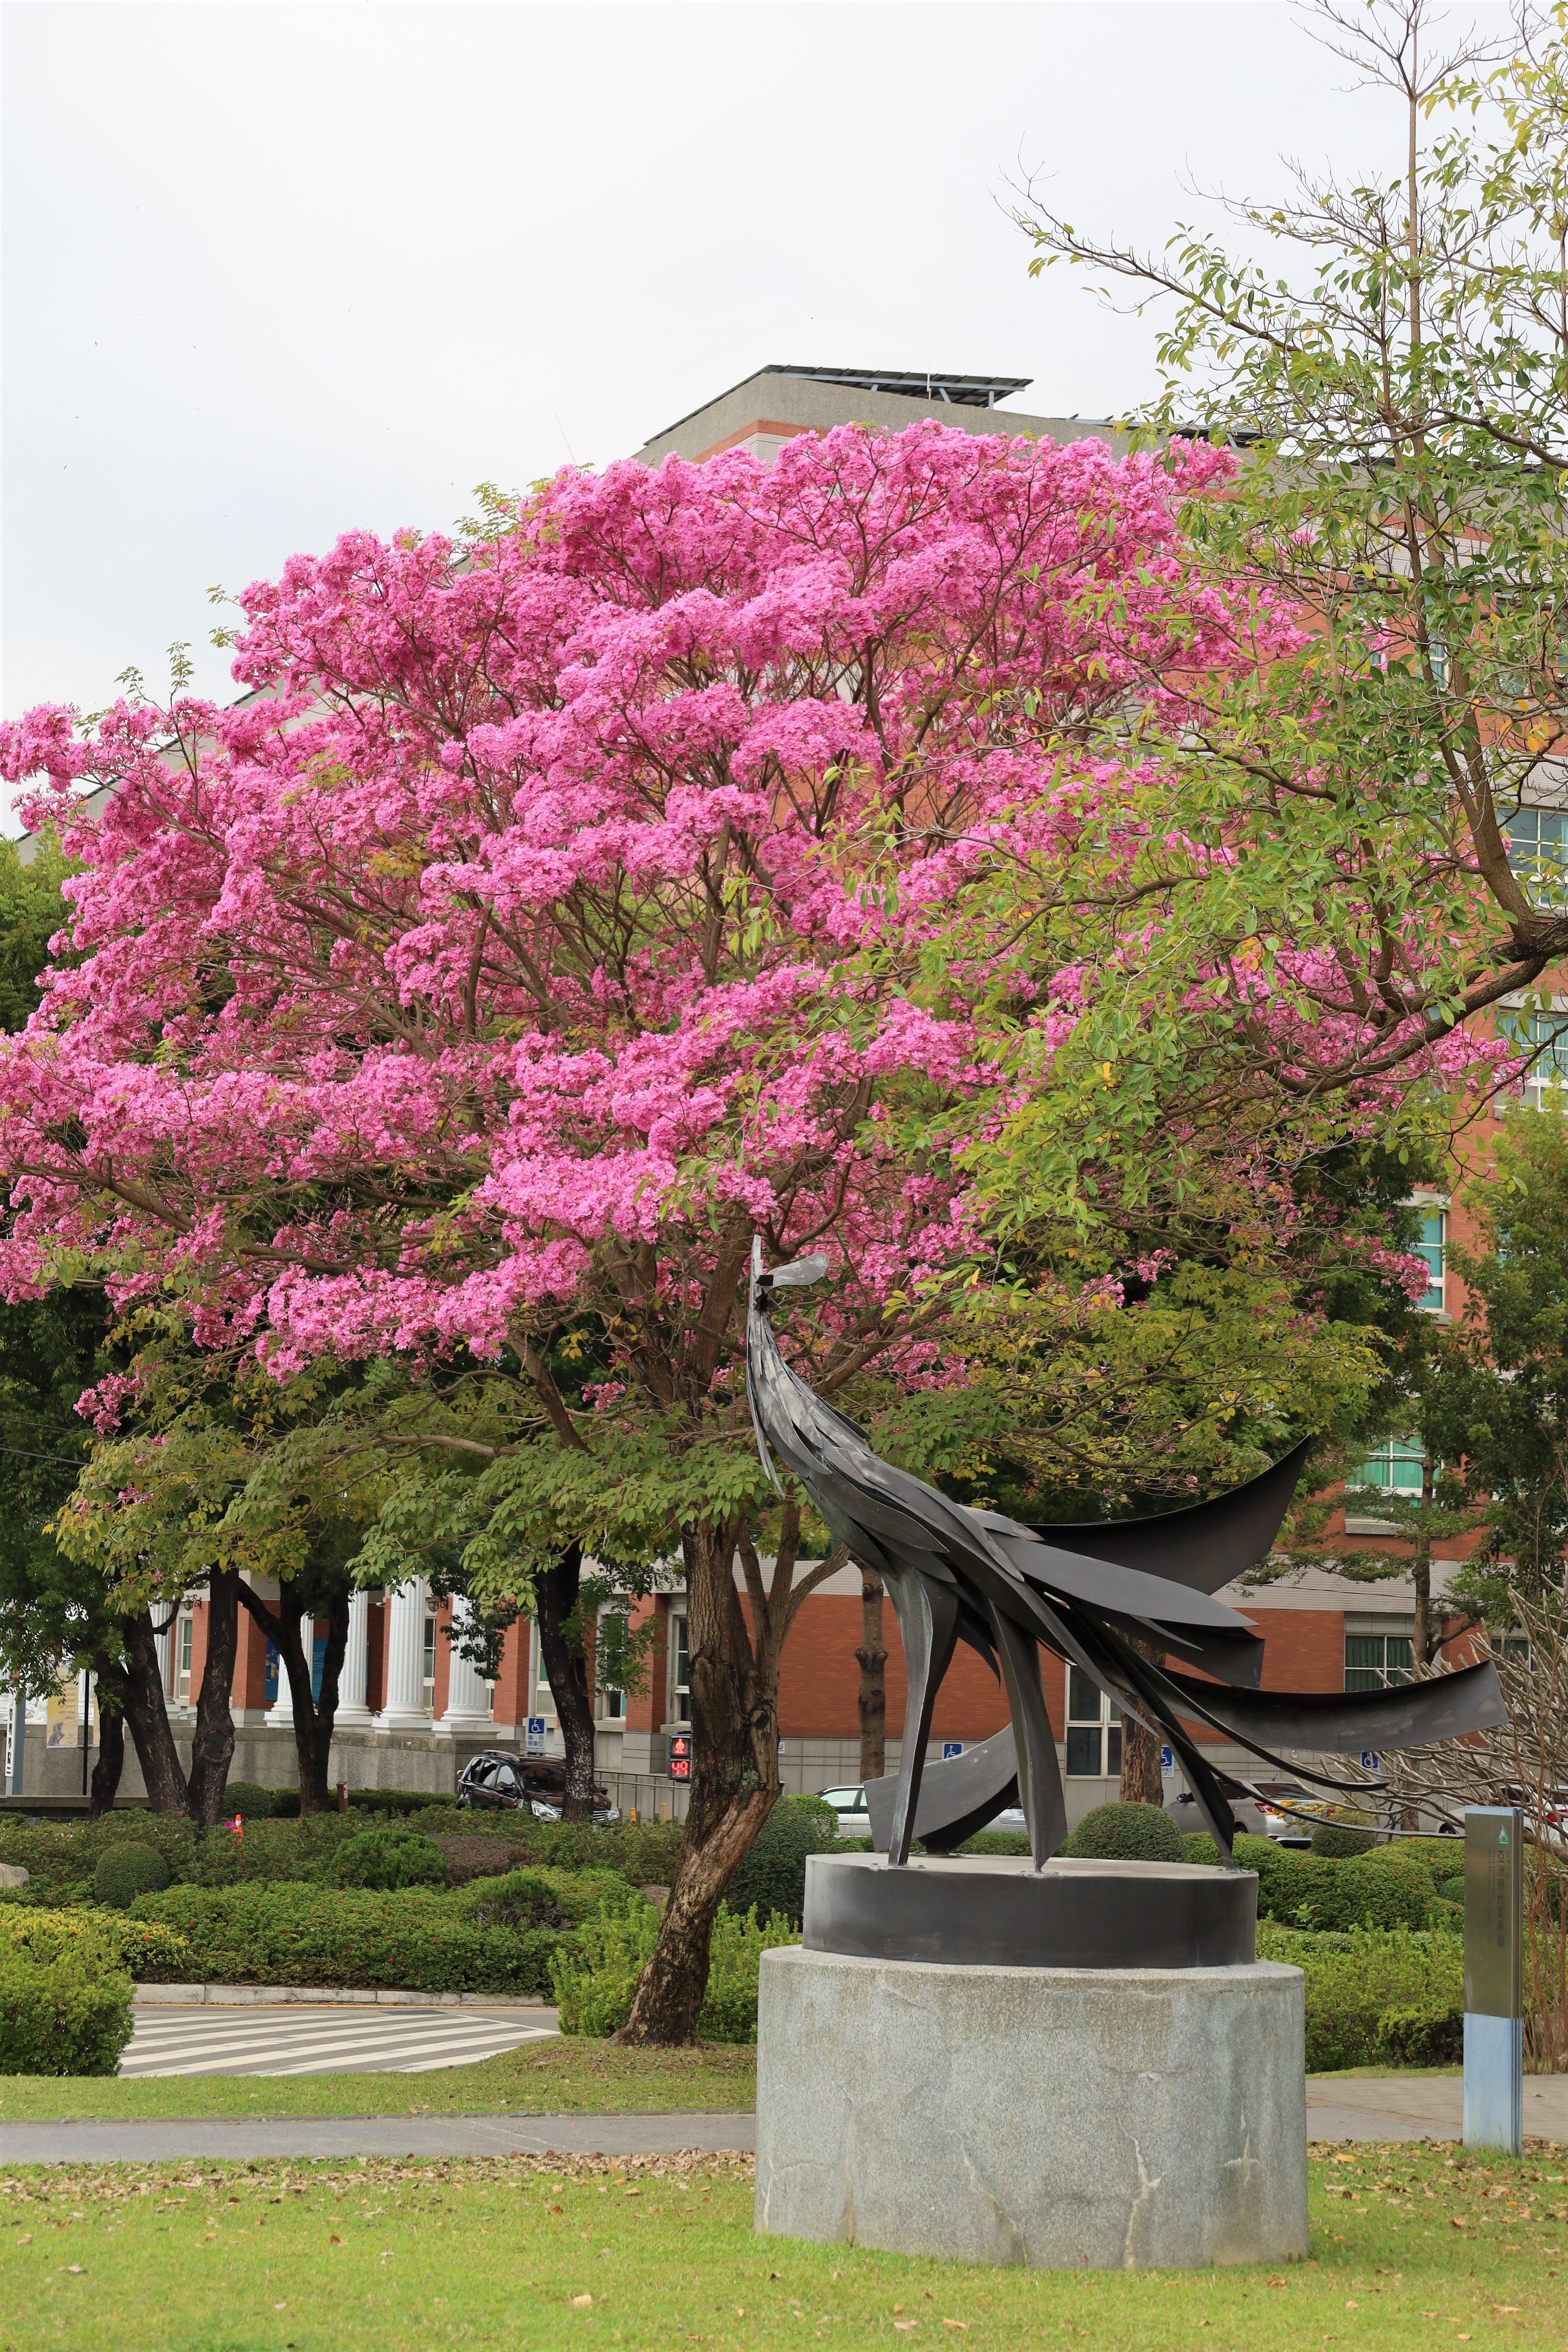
left=221, top=1782, right=277, bottom=1821
left=551, top=1902, right=798, bottom=2041
left=1256, top=1922, right=1464, bottom=2071
left=722, top=1796, right=842, bottom=1929
left=0, top=1905, right=190, bottom=1982
left=1060, top=1802, right=1185, bottom=1864
left=452, top=1866, right=640, bottom=1932
left=93, top=1844, right=171, bottom=1908
left=1374, top=2002, right=1464, bottom=2067
left=130, top=1882, right=544, bottom=1994
left=0, top=1952, right=134, bottom=2077
left=334, top=1825, right=447, bottom=1891
left=1310, top=1819, right=1378, bottom=1858
left=1185, top=1833, right=1438, bottom=1929
left=956, top=1830, right=1032, bottom=1857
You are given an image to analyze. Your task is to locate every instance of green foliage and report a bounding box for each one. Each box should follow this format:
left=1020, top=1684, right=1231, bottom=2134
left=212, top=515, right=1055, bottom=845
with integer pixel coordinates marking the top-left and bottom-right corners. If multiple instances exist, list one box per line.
left=346, top=1787, right=435, bottom=1817
left=1256, top=1922, right=1464, bottom=2073
left=956, top=1830, right=1032, bottom=1856
left=130, top=1883, right=539, bottom=1995
left=1374, top=2003, right=1465, bottom=2068
left=1060, top=1801, right=1185, bottom=1864
left=93, top=1844, right=172, bottom=1908
left=721, top=1795, right=843, bottom=1928
left=550, top=1902, right=798, bottom=2042
left=0, top=1904, right=190, bottom=1982
left=1425, top=1110, right=1568, bottom=1612
left=0, top=1950, right=134, bottom=2077
left=452, top=1865, right=639, bottom=1931
left=333, top=1825, right=447, bottom=1892
left=1311, top=1820, right=1378, bottom=1859
left=221, top=1783, right=278, bottom=1821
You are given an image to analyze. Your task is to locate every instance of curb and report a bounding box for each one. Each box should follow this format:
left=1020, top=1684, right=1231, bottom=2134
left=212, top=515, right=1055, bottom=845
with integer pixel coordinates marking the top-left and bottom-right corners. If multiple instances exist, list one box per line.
left=132, top=1984, right=553, bottom=2011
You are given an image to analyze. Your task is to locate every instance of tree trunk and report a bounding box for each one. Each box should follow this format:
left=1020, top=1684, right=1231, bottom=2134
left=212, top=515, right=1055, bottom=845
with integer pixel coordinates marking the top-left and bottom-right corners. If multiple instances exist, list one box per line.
left=534, top=1544, right=599, bottom=1823
left=93, top=1615, right=189, bottom=1815
left=614, top=1519, right=779, bottom=2045
left=235, top=1583, right=350, bottom=1814
left=185, top=1567, right=240, bottom=1830
left=1118, top=1633, right=1166, bottom=1806
left=87, top=1692, right=125, bottom=1818
left=855, top=1572, right=887, bottom=1782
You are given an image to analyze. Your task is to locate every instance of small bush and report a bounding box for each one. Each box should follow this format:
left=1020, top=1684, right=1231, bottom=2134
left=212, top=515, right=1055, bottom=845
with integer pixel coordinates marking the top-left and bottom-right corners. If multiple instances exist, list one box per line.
left=93, top=1844, right=172, bottom=1909
left=0, top=1951, right=134, bottom=2076
left=268, top=1788, right=302, bottom=1819
left=956, top=1830, right=1032, bottom=1856
left=1436, top=1873, right=1466, bottom=1908
left=1311, top=1819, right=1378, bottom=1858
left=334, top=1825, right=448, bottom=1892
left=1060, top=1801, right=1185, bottom=1864
left=220, top=1782, right=278, bottom=1821
left=453, top=1866, right=639, bottom=1932
left=1374, top=2003, right=1464, bottom=2067
left=723, top=1795, right=842, bottom=1928
left=551, top=1900, right=798, bottom=2040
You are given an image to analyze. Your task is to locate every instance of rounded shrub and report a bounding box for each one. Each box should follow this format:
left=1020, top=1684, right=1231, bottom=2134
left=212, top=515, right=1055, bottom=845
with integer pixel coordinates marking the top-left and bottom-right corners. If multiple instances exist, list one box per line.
left=93, top=1844, right=172, bottom=1909
left=221, top=1782, right=276, bottom=1821
left=334, top=1825, right=447, bottom=1892
left=1311, top=1818, right=1377, bottom=1858
left=1436, top=1873, right=1466, bottom=1909
left=0, top=1951, right=134, bottom=2076
left=723, top=1795, right=841, bottom=1928
left=1060, top=1800, right=1185, bottom=1864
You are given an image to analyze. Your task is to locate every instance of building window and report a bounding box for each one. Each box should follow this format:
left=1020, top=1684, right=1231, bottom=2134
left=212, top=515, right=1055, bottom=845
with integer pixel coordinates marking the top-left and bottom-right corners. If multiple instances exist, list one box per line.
left=176, top=1614, right=193, bottom=1704
left=1502, top=1008, right=1568, bottom=1110
left=528, top=1624, right=556, bottom=1722
left=1414, top=1209, right=1445, bottom=1312
left=422, top=1614, right=436, bottom=1707
left=597, top=1611, right=626, bottom=1721
left=1348, top=1438, right=1426, bottom=1495
left=1345, top=1632, right=1414, bottom=1693
left=1065, top=1665, right=1121, bottom=1778
left=1506, top=806, right=1568, bottom=902
left=669, top=1609, right=691, bottom=1726
left=1494, top=1631, right=1530, bottom=1669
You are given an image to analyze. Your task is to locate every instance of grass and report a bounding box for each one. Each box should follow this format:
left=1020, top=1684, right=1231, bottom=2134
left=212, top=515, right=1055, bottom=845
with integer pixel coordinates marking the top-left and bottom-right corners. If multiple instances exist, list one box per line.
left=0, top=2141, right=1565, bottom=2350
left=0, top=2040, right=758, bottom=2123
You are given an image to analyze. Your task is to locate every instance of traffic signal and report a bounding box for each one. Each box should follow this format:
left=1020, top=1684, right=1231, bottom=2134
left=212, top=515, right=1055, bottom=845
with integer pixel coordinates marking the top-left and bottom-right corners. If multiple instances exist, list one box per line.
left=667, top=1731, right=692, bottom=1782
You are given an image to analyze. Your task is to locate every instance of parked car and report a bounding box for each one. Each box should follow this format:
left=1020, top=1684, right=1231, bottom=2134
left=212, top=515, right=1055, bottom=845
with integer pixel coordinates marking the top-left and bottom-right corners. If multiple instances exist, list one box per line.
left=817, top=1784, right=872, bottom=1838
left=457, top=1750, right=619, bottom=1825
left=1165, top=1777, right=1323, bottom=1847
left=815, top=1783, right=1030, bottom=1842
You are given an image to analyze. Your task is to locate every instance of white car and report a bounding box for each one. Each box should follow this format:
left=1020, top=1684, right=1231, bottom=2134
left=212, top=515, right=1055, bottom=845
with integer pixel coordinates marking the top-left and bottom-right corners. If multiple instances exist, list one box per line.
left=817, top=1784, right=873, bottom=1838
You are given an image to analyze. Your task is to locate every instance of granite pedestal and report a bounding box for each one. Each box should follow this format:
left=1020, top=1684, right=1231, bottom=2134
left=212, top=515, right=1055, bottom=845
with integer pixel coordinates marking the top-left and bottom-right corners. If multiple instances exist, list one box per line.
left=754, top=1854, right=1308, bottom=2270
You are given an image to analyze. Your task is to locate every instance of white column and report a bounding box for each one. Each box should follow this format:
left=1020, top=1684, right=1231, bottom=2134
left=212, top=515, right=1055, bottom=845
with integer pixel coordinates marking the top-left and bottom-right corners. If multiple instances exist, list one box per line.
left=443, top=1596, right=494, bottom=1733
left=377, top=1577, right=429, bottom=1730
left=153, top=1617, right=173, bottom=1702
left=335, top=1589, right=372, bottom=1724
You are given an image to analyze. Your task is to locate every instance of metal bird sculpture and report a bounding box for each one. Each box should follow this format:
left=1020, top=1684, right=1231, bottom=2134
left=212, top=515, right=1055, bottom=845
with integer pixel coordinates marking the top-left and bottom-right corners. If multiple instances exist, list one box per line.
left=746, top=1240, right=1508, bottom=1869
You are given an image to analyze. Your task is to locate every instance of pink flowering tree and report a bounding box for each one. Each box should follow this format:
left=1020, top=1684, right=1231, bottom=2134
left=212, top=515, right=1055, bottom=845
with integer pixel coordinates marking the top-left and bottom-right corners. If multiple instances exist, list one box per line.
left=0, top=419, right=1466, bottom=2037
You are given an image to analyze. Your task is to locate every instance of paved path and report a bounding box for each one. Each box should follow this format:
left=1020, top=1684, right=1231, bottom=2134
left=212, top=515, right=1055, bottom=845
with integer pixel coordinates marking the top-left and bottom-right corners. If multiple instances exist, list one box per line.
left=0, top=2113, right=757, bottom=2165
left=121, top=2003, right=559, bottom=2078
left=1307, top=2072, right=1568, bottom=2142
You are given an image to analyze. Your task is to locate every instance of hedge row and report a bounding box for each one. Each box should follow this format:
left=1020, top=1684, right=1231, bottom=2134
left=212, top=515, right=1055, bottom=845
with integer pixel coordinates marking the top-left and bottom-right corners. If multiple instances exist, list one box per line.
left=1256, top=1921, right=1464, bottom=2070
left=0, top=1806, right=686, bottom=1899
left=0, top=1904, right=190, bottom=1982
left=1184, top=1832, right=1449, bottom=1931
left=0, top=1953, right=134, bottom=2077
left=128, top=1869, right=648, bottom=1996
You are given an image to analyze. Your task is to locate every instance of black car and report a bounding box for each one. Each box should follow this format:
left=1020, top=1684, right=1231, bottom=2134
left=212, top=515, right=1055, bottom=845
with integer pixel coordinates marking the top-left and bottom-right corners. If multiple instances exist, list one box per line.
left=456, top=1750, right=618, bottom=1825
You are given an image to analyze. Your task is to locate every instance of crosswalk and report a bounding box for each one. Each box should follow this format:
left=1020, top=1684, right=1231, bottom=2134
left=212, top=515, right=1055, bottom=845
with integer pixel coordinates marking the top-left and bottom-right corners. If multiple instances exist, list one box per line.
left=122, top=2004, right=559, bottom=2078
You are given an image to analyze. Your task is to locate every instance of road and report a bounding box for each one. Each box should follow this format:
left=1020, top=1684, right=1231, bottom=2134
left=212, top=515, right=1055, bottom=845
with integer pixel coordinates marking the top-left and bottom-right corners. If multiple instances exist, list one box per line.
left=120, top=2003, right=559, bottom=2078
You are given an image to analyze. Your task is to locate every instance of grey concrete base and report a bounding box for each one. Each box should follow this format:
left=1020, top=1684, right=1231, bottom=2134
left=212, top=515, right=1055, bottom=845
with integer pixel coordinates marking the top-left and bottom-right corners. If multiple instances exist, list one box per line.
left=756, top=1946, right=1308, bottom=2270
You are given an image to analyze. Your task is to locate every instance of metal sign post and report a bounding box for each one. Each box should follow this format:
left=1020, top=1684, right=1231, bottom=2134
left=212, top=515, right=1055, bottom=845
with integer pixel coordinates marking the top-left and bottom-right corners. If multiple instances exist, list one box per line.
left=1464, top=1806, right=1524, bottom=2155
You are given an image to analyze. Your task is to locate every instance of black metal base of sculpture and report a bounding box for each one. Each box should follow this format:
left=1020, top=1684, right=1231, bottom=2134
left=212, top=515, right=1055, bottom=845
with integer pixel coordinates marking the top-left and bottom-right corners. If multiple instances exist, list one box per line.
left=802, top=1850, right=1257, bottom=1971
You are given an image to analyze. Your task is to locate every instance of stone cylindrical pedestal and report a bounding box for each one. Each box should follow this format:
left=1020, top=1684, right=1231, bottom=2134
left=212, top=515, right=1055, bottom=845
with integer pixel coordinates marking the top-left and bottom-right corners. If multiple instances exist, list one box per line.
left=756, top=1946, right=1307, bottom=2270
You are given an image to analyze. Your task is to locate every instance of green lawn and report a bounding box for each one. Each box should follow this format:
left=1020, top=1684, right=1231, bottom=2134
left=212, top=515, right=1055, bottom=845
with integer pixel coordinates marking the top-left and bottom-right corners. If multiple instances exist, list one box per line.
left=0, top=2142, right=1564, bottom=2350
left=0, top=2040, right=757, bottom=2122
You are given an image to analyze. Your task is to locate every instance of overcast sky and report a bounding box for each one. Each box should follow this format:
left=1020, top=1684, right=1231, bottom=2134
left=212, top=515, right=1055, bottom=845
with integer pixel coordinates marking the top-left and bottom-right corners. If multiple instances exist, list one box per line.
left=2, top=0, right=1507, bottom=826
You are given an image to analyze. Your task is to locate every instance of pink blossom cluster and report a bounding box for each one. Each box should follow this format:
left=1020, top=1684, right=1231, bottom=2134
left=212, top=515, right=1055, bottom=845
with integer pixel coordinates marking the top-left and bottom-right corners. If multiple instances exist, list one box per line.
left=0, top=422, right=1465, bottom=1408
